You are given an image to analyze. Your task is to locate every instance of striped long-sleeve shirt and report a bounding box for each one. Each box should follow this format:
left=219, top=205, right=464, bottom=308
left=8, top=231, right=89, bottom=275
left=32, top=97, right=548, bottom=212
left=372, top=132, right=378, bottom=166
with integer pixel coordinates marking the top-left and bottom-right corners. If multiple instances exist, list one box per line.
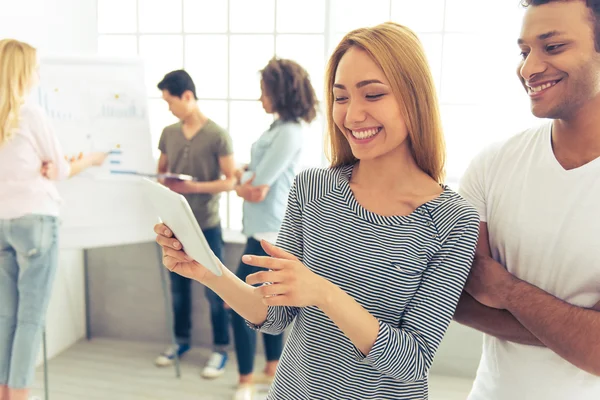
left=248, top=165, right=479, bottom=400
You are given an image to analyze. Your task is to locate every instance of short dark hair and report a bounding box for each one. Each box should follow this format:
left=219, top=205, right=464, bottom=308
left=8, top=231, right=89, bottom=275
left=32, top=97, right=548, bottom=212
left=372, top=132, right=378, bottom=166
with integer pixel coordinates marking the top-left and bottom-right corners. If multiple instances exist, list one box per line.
left=260, top=58, right=318, bottom=123
left=521, top=0, right=600, bottom=51
left=157, top=70, right=198, bottom=99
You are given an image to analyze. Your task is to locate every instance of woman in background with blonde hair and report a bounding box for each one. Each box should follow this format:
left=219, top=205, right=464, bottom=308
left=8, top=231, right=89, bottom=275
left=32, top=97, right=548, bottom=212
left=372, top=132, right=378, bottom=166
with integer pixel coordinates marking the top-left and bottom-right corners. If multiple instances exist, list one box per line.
left=154, top=22, right=479, bottom=399
left=0, top=39, right=106, bottom=400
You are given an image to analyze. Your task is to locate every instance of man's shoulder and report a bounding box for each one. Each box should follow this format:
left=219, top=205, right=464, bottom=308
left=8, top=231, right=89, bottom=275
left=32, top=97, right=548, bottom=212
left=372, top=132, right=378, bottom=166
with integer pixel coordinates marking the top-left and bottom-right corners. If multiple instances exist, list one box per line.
left=204, top=119, right=229, bottom=138
left=499, top=122, right=549, bottom=153
left=471, top=122, right=550, bottom=169
left=161, top=122, right=182, bottom=136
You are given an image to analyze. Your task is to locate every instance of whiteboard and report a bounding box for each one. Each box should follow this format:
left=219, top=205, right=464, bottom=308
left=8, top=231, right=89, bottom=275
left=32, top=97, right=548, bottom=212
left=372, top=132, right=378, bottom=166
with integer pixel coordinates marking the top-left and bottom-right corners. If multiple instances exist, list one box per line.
left=37, top=56, right=159, bottom=249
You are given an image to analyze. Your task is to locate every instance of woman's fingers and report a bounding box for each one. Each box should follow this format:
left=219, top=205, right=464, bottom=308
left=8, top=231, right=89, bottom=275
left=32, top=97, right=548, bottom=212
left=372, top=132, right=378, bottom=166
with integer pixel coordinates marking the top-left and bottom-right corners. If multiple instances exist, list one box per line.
left=246, top=270, right=285, bottom=285
left=153, top=223, right=173, bottom=237
left=162, top=246, right=192, bottom=262
left=255, top=283, right=288, bottom=297
left=155, top=233, right=183, bottom=251
left=154, top=223, right=193, bottom=264
left=162, top=256, right=177, bottom=271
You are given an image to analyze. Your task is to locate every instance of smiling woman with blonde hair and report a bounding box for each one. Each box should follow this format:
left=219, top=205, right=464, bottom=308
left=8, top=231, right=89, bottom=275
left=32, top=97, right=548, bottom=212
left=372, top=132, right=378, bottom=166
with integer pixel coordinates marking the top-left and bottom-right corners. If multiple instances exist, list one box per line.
left=325, top=22, right=446, bottom=182
left=154, top=22, right=479, bottom=399
left=0, top=39, right=106, bottom=400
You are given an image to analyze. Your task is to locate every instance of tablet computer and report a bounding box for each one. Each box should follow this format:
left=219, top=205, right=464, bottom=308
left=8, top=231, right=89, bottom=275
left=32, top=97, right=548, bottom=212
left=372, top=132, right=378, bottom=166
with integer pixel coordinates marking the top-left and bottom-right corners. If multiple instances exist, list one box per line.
left=141, top=178, right=223, bottom=276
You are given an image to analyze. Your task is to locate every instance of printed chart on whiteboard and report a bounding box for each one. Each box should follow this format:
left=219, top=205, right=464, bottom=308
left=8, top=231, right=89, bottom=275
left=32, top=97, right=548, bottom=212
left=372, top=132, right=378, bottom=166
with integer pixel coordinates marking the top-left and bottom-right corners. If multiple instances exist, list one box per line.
left=36, top=59, right=155, bottom=180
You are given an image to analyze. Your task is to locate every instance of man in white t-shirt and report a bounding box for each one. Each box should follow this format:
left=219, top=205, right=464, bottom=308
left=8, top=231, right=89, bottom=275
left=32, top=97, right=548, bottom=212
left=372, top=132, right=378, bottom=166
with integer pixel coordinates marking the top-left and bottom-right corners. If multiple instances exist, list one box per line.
left=456, top=1, right=600, bottom=399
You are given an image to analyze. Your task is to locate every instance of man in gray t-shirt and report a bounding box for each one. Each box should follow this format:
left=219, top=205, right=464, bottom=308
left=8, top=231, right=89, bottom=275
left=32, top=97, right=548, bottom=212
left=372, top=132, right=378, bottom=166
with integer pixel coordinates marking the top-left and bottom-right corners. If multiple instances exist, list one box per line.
left=159, top=119, right=231, bottom=229
left=153, top=70, right=235, bottom=379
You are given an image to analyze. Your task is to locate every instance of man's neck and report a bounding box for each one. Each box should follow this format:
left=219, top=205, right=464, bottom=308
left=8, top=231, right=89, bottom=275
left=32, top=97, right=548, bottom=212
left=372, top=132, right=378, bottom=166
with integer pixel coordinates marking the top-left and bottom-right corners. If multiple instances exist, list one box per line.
left=182, top=107, right=207, bottom=127
left=552, top=96, right=600, bottom=169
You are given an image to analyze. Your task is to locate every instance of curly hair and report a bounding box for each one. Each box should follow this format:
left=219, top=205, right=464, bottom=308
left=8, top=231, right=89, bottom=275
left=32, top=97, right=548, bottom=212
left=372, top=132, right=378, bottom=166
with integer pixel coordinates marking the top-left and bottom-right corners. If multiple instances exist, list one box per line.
left=260, top=58, right=318, bottom=123
left=521, top=0, right=600, bottom=51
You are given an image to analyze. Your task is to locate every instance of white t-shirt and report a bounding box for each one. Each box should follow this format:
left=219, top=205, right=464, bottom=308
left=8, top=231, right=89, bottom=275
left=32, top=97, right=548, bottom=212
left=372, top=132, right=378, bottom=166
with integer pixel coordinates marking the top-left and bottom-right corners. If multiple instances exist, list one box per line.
left=459, top=122, right=600, bottom=400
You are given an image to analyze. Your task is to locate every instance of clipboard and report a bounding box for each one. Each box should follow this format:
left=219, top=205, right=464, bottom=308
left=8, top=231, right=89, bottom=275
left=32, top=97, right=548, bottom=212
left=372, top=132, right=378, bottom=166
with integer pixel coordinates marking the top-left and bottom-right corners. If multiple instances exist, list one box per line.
left=111, top=170, right=196, bottom=181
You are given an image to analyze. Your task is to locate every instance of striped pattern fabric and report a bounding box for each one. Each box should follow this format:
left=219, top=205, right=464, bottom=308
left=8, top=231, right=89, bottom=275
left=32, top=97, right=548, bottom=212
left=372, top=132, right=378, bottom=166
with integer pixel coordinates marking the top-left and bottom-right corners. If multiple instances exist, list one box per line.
left=249, top=165, right=479, bottom=400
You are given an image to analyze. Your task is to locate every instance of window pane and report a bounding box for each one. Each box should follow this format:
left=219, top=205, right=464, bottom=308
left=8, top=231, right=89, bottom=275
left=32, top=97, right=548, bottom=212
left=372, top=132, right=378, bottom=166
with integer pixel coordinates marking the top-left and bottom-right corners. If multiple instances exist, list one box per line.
left=184, top=0, right=228, bottom=33
left=445, top=0, right=524, bottom=33
left=229, top=101, right=274, bottom=164
left=391, top=0, right=445, bottom=33
left=331, top=0, right=390, bottom=33
left=441, top=105, right=491, bottom=183
left=300, top=114, right=326, bottom=168
left=228, top=191, right=244, bottom=230
left=97, top=35, right=138, bottom=57
left=139, top=0, right=182, bottom=33
left=219, top=192, right=228, bottom=228
left=147, top=98, right=179, bottom=159
left=186, top=35, right=228, bottom=99
left=98, top=0, right=137, bottom=33
left=198, top=100, right=228, bottom=130
left=230, top=35, right=274, bottom=99
left=441, top=33, right=523, bottom=104
left=276, top=0, right=325, bottom=33
left=230, top=0, right=275, bottom=33
left=488, top=38, right=528, bottom=104
left=442, top=104, right=538, bottom=184
left=275, top=35, right=326, bottom=100
left=3, top=0, right=43, bottom=17
left=440, top=34, right=483, bottom=104
left=139, top=35, right=183, bottom=96
left=418, top=34, right=443, bottom=95
left=328, top=32, right=347, bottom=57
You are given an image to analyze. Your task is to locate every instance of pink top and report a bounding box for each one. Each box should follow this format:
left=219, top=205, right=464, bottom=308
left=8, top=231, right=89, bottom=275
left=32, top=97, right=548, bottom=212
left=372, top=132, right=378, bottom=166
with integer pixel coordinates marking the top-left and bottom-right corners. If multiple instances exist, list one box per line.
left=0, top=102, right=70, bottom=219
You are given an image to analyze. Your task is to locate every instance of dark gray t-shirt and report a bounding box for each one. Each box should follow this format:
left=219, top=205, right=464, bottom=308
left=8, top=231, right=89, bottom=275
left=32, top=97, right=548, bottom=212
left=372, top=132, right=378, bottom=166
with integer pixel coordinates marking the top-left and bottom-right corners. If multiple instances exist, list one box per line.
left=158, top=119, right=232, bottom=229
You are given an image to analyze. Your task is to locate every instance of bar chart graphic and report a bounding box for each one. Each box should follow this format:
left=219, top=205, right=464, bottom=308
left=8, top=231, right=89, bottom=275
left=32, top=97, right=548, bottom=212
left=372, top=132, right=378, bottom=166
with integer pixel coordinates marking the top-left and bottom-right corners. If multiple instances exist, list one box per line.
left=99, top=93, right=146, bottom=119
left=37, top=87, right=75, bottom=121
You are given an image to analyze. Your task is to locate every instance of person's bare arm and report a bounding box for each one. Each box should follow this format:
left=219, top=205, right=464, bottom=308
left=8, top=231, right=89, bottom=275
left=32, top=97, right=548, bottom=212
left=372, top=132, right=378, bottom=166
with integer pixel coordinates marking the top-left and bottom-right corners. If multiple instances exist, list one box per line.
left=155, top=223, right=268, bottom=325
left=453, top=222, right=544, bottom=346
left=464, top=223, right=600, bottom=376
left=454, top=291, right=544, bottom=346
left=501, top=275, right=600, bottom=375
left=157, top=152, right=168, bottom=174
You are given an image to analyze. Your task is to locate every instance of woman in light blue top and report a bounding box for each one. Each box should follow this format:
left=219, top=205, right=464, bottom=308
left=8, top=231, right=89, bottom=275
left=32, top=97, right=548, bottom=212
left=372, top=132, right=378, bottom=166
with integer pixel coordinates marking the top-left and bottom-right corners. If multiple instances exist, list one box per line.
left=231, top=58, right=318, bottom=400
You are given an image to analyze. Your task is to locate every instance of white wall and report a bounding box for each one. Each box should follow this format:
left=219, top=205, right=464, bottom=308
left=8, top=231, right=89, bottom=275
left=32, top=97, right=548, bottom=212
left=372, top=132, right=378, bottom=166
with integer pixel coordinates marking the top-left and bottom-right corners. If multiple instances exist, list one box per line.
left=0, top=0, right=97, bottom=54
left=36, top=250, right=87, bottom=364
left=1, top=0, right=99, bottom=361
left=432, top=323, right=483, bottom=378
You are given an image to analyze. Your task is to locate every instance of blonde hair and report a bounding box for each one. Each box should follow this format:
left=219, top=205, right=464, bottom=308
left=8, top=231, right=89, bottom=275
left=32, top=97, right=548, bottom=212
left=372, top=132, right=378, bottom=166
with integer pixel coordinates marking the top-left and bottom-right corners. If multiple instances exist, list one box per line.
left=324, top=22, right=446, bottom=183
left=0, top=39, right=38, bottom=146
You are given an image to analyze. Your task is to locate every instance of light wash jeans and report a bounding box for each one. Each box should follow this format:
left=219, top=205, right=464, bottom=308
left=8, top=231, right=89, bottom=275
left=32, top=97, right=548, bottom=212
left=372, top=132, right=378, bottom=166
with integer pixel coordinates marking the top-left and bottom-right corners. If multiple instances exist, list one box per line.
left=0, top=214, right=59, bottom=388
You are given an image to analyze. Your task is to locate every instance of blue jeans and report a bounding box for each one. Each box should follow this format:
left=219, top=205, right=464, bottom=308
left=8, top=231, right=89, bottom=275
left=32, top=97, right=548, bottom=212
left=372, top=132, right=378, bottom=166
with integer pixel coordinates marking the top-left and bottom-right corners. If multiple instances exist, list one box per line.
left=170, top=225, right=230, bottom=348
left=231, top=238, right=283, bottom=375
left=0, top=214, right=59, bottom=389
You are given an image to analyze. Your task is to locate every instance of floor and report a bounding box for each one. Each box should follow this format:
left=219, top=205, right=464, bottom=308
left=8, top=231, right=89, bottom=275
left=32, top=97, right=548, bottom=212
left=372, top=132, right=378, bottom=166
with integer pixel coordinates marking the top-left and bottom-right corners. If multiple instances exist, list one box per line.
left=32, top=339, right=473, bottom=400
